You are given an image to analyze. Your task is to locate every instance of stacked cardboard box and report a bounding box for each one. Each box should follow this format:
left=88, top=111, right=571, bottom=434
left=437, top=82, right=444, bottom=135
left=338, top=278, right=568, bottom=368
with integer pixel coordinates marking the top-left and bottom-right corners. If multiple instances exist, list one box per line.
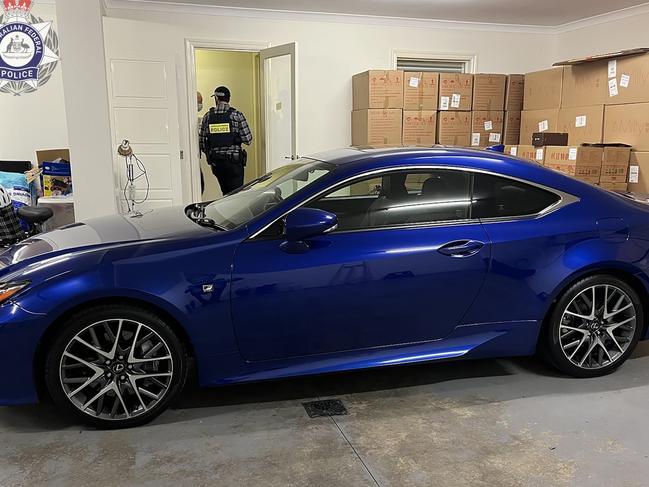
left=543, top=146, right=603, bottom=183
left=470, top=111, right=504, bottom=147
left=629, top=152, right=649, bottom=193
left=600, top=146, right=632, bottom=190
left=352, top=70, right=404, bottom=146
left=467, top=74, right=506, bottom=147
left=438, top=73, right=473, bottom=111
left=402, top=72, right=439, bottom=145
left=351, top=70, right=521, bottom=149
left=504, top=145, right=545, bottom=164
left=438, top=111, right=472, bottom=146
left=563, top=50, right=649, bottom=190
left=403, top=72, right=439, bottom=110
left=403, top=110, right=437, bottom=145
left=520, top=68, right=563, bottom=145
left=504, top=74, right=524, bottom=145
left=516, top=49, right=649, bottom=190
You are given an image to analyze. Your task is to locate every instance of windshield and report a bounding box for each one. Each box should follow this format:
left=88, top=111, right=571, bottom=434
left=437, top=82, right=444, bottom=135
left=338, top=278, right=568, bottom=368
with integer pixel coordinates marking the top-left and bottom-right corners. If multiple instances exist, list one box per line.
left=199, top=159, right=334, bottom=229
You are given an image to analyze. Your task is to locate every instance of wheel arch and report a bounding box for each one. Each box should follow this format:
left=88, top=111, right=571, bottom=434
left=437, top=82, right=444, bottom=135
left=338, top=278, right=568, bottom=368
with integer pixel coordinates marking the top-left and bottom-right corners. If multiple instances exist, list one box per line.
left=32, top=296, right=197, bottom=401
left=536, top=264, right=649, bottom=353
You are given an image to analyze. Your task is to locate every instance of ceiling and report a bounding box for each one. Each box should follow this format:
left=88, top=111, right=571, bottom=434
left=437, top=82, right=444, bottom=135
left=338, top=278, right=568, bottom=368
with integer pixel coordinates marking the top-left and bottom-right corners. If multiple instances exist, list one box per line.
left=126, top=0, right=649, bottom=26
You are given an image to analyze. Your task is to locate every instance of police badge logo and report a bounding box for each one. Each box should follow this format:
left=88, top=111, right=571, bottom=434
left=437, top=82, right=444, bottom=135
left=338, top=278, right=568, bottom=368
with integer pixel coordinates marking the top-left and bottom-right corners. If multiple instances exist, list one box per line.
left=0, top=0, right=59, bottom=95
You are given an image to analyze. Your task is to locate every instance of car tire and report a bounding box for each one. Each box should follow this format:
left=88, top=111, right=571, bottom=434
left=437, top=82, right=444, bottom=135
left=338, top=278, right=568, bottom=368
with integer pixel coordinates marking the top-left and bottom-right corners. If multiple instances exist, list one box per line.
left=545, top=275, right=643, bottom=378
left=45, top=305, right=188, bottom=429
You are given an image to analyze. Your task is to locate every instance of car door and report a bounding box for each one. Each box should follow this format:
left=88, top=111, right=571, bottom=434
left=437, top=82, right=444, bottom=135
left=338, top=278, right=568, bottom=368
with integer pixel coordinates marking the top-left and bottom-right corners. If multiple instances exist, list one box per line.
left=230, top=168, right=491, bottom=362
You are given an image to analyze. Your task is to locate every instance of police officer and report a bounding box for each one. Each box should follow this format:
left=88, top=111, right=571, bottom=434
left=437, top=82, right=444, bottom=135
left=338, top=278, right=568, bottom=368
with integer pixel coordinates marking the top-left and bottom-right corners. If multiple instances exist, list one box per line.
left=199, top=86, right=253, bottom=195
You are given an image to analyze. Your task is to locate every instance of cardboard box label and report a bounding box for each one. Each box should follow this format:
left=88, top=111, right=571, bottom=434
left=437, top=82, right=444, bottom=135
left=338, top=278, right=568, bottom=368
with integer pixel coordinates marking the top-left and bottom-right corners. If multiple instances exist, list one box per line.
left=609, top=78, right=618, bottom=97
left=575, top=115, right=587, bottom=127
left=510, top=146, right=518, bottom=155
left=409, top=76, right=419, bottom=88
left=608, top=60, right=617, bottom=78
left=536, top=148, right=544, bottom=161
left=489, top=133, right=501, bottom=143
left=471, top=133, right=481, bottom=146
left=440, top=96, right=450, bottom=110
left=451, top=94, right=461, bottom=108
left=484, top=120, right=493, bottom=131
left=630, top=165, right=640, bottom=183
left=539, top=120, right=549, bottom=132
left=568, top=147, right=578, bottom=160
left=621, top=74, right=630, bottom=88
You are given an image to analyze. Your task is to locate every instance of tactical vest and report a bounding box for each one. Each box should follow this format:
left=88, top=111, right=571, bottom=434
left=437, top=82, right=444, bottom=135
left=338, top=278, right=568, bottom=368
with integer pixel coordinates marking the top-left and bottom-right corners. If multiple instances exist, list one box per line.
left=207, top=107, right=239, bottom=149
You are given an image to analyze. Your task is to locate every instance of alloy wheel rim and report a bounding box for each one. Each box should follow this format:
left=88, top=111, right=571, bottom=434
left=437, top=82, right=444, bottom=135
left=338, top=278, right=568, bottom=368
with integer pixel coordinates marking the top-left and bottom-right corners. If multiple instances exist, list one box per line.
left=59, top=319, right=174, bottom=421
left=559, top=285, right=636, bottom=370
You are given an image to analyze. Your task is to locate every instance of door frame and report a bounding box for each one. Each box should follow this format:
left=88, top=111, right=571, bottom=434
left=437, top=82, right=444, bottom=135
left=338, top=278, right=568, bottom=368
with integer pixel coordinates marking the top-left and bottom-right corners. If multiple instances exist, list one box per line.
left=184, top=38, right=270, bottom=202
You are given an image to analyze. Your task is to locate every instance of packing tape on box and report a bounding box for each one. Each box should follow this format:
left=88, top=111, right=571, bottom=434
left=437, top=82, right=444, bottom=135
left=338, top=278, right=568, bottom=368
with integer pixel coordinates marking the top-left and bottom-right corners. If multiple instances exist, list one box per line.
left=383, top=70, right=390, bottom=108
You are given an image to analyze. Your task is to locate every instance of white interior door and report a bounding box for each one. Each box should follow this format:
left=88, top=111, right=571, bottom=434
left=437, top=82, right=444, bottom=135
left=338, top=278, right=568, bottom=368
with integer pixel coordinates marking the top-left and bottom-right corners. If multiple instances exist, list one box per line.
left=260, top=43, right=297, bottom=172
left=103, top=18, right=183, bottom=212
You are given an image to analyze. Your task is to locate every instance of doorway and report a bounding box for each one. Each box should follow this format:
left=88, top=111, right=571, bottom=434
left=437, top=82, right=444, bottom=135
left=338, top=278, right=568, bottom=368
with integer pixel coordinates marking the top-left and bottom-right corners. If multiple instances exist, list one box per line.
left=187, top=42, right=298, bottom=203
left=195, top=49, right=262, bottom=201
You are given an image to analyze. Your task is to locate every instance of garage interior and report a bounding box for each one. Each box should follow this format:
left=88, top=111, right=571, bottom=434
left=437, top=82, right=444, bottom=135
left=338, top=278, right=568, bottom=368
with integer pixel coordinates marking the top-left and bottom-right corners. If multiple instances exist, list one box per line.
left=2, top=0, right=649, bottom=485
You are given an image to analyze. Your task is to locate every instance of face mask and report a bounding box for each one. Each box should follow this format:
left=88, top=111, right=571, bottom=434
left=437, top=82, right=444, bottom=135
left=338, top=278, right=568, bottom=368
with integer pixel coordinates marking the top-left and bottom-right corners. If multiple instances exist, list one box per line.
left=197, top=102, right=203, bottom=112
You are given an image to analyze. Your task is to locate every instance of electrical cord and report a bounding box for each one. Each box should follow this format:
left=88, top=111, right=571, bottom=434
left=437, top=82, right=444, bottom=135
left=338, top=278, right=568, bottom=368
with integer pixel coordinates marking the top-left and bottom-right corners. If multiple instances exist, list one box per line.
left=117, top=140, right=151, bottom=213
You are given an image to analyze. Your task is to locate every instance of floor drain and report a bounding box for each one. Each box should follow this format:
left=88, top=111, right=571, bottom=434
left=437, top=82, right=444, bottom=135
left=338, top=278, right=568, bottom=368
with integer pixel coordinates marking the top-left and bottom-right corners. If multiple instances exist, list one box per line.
left=303, top=399, right=348, bottom=418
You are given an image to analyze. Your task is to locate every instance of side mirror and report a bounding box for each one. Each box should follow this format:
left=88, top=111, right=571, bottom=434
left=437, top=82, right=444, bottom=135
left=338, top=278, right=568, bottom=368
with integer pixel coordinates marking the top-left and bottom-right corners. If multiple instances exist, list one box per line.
left=280, top=208, right=338, bottom=253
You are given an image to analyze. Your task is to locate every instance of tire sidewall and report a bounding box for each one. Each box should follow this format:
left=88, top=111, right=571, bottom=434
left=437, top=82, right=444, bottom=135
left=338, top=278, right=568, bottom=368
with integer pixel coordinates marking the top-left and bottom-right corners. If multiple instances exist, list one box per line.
left=44, top=305, right=187, bottom=429
left=547, top=275, right=644, bottom=378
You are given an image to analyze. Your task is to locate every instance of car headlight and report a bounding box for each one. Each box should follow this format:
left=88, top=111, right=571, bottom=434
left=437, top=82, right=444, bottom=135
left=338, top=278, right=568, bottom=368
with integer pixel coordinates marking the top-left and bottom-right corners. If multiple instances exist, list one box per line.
left=0, top=281, right=30, bottom=305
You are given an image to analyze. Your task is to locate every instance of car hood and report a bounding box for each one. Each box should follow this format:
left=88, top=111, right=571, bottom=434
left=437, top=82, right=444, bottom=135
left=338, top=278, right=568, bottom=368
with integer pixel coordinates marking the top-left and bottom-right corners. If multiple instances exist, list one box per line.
left=0, top=205, right=217, bottom=267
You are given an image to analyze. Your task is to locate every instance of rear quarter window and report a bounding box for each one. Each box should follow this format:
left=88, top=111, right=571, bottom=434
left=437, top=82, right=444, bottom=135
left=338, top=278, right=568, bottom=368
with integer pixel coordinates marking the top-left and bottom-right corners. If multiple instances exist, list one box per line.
left=472, top=173, right=560, bottom=219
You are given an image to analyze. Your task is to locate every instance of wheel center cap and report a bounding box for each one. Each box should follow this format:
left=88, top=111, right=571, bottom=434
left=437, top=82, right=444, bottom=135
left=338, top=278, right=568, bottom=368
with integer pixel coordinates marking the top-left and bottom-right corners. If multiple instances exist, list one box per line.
left=112, top=363, right=125, bottom=374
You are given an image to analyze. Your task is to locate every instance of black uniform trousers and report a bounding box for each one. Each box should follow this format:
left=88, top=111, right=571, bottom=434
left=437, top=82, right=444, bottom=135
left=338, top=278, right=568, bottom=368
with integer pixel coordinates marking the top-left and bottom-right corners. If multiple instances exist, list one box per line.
left=208, top=152, right=245, bottom=195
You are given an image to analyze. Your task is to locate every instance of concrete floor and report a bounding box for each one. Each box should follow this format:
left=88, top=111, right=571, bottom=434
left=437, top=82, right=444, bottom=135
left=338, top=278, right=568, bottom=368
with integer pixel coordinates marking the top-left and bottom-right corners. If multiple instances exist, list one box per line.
left=2, top=345, right=649, bottom=487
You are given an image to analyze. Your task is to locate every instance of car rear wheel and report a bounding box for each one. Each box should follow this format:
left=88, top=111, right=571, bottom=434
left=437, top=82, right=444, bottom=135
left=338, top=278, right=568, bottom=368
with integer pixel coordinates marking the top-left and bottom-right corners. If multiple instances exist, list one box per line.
left=45, top=305, right=188, bottom=428
left=546, top=275, right=643, bottom=378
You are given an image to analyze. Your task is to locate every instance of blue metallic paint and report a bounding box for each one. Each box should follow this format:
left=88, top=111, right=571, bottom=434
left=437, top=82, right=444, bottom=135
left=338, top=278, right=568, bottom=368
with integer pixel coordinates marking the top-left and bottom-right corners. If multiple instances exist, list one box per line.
left=1, top=147, right=649, bottom=405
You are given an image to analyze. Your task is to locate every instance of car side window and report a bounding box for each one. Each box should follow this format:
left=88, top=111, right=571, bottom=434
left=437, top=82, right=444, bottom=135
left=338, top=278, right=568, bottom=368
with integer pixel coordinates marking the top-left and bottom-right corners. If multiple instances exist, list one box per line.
left=472, top=173, right=560, bottom=219
left=305, top=169, right=472, bottom=231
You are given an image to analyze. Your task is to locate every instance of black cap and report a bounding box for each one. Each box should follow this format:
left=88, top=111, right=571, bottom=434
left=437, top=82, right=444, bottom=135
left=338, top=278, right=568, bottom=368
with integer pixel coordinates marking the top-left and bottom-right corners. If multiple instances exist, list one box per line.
left=211, top=86, right=231, bottom=101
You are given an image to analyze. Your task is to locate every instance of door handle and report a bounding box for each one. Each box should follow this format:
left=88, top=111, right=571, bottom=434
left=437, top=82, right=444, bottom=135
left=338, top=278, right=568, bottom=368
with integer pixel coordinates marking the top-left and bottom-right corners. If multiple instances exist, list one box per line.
left=438, top=240, right=484, bottom=257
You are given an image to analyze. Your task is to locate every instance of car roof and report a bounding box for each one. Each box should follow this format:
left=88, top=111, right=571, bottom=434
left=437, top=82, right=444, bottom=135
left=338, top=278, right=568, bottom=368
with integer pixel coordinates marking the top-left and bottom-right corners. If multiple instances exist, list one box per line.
left=304, top=146, right=595, bottom=198
left=307, top=146, right=531, bottom=168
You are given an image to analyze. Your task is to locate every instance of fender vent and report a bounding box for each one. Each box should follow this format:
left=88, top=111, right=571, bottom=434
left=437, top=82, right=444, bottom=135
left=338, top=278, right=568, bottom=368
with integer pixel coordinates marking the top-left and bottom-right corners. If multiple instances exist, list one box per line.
left=303, top=399, right=348, bottom=418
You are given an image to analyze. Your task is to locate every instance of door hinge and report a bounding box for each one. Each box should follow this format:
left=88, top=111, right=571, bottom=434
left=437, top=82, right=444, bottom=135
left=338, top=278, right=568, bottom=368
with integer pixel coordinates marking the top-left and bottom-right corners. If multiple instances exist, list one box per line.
left=180, top=150, right=184, bottom=160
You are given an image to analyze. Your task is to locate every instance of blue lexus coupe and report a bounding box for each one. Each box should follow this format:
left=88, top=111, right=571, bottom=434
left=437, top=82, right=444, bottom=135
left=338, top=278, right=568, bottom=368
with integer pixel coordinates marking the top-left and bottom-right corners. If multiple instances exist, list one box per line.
left=1, top=146, right=648, bottom=428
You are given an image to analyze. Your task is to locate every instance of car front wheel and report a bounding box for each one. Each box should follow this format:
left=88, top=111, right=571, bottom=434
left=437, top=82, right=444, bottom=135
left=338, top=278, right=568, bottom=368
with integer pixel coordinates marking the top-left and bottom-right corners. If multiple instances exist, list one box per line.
left=45, top=305, right=188, bottom=428
left=546, top=275, right=643, bottom=378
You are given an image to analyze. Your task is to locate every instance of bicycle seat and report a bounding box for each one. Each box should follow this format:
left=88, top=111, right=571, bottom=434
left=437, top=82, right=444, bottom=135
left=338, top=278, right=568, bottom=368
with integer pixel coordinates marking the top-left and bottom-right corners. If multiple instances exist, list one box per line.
left=17, top=206, right=54, bottom=225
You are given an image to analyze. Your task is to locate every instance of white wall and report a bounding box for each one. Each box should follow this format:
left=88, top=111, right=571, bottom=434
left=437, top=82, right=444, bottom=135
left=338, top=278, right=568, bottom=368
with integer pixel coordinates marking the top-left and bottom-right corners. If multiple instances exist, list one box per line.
left=103, top=7, right=556, bottom=167
left=56, top=0, right=117, bottom=219
left=555, top=10, right=649, bottom=61
left=0, top=3, right=68, bottom=163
